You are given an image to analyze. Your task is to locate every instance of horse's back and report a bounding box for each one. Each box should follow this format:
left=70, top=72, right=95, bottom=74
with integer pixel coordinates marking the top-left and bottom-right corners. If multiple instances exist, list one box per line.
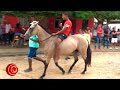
left=59, top=34, right=88, bottom=55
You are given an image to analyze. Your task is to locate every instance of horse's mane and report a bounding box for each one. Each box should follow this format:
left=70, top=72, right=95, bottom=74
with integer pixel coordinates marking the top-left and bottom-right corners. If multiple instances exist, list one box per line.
left=37, top=24, right=51, bottom=38
left=40, top=25, right=52, bottom=35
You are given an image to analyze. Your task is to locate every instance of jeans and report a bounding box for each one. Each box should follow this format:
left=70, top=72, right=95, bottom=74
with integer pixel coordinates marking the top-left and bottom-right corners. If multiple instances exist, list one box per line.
left=103, top=36, right=110, bottom=48
left=5, top=33, right=11, bottom=44
left=0, top=34, right=3, bottom=43
left=14, top=32, right=21, bottom=37
left=18, top=38, right=23, bottom=46
left=96, top=36, right=102, bottom=48
left=94, top=36, right=97, bottom=48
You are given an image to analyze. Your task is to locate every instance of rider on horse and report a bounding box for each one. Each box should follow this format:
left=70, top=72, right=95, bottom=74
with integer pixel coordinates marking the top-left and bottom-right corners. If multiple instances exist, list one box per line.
left=52, top=12, right=72, bottom=62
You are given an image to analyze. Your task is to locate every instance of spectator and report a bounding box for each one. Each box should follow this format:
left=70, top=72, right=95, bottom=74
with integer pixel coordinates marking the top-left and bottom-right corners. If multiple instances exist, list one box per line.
left=88, top=27, right=93, bottom=38
left=117, top=29, right=120, bottom=46
left=0, top=23, right=4, bottom=44
left=14, top=23, right=23, bottom=36
left=12, top=23, right=24, bottom=47
left=109, top=29, right=113, bottom=44
left=87, top=27, right=92, bottom=44
left=1, top=21, right=6, bottom=45
left=96, top=24, right=104, bottom=50
left=9, top=28, right=15, bottom=44
left=84, top=29, right=91, bottom=45
left=109, top=27, right=118, bottom=49
left=103, top=26, right=110, bottom=48
left=93, top=27, right=97, bottom=49
left=78, top=28, right=82, bottom=34
left=5, top=21, right=11, bottom=45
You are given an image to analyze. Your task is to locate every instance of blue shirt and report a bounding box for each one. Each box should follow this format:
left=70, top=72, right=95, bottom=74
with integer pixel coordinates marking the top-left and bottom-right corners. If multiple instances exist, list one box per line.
left=29, top=35, right=40, bottom=48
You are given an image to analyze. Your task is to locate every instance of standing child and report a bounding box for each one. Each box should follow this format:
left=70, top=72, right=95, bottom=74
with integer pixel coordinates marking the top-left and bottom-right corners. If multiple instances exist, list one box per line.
left=24, top=34, right=45, bottom=72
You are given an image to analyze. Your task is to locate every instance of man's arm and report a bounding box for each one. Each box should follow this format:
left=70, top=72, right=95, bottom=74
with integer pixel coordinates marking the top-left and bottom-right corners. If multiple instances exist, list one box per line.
left=104, top=33, right=107, bottom=35
left=97, top=31, right=103, bottom=34
left=52, top=24, right=69, bottom=35
left=56, top=26, right=68, bottom=35
left=30, top=38, right=39, bottom=43
left=97, top=31, right=101, bottom=34
left=112, top=31, right=116, bottom=35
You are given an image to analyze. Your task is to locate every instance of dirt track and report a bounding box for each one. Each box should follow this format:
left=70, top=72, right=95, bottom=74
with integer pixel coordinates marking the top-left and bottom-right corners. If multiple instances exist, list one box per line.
left=0, top=52, right=120, bottom=79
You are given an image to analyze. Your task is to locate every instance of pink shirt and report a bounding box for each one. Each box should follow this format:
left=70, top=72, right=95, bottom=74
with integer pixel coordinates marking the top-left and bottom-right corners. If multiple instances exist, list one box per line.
left=97, top=28, right=103, bottom=37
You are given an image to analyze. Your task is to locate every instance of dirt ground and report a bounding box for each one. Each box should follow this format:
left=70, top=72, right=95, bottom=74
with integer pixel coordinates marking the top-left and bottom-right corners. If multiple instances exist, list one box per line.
left=0, top=52, right=120, bottom=79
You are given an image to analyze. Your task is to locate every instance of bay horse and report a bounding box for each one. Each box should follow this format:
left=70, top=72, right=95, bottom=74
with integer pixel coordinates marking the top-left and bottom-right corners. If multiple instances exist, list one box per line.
left=24, top=21, right=92, bottom=79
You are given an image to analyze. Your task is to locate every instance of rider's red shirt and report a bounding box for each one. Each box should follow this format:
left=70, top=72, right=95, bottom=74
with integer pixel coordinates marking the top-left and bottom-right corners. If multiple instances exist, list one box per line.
left=63, top=19, right=72, bottom=36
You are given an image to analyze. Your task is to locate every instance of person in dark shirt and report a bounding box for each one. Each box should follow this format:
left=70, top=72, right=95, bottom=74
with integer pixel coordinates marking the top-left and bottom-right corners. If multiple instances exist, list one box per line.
left=12, top=23, right=24, bottom=47
left=103, top=26, right=110, bottom=48
left=117, top=29, right=120, bottom=46
left=110, top=27, right=118, bottom=49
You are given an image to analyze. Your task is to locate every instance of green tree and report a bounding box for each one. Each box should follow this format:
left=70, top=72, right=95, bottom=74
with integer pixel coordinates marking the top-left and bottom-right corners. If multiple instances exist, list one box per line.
left=1, top=11, right=120, bottom=21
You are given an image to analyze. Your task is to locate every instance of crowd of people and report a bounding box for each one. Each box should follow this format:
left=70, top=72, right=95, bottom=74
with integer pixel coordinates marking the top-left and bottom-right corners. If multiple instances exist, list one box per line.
left=73, top=23, right=120, bottom=50
left=1, top=20, right=120, bottom=50
left=0, top=20, right=26, bottom=47
left=93, top=24, right=120, bottom=50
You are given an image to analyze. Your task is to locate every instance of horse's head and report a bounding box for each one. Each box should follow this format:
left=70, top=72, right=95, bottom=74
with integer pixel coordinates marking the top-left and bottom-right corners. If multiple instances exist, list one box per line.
left=24, top=21, right=40, bottom=39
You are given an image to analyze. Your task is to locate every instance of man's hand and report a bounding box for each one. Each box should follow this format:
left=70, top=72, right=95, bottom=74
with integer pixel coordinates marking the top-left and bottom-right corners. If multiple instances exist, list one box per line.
left=52, top=33, right=57, bottom=36
left=30, top=38, right=34, bottom=41
left=30, top=38, right=39, bottom=43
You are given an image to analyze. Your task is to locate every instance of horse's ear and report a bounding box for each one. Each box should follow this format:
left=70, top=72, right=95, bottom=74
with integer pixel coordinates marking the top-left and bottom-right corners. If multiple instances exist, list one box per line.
left=37, top=21, right=39, bottom=24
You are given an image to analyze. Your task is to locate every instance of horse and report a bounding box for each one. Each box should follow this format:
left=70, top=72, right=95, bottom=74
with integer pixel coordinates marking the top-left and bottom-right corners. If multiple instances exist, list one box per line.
left=24, top=21, right=92, bottom=79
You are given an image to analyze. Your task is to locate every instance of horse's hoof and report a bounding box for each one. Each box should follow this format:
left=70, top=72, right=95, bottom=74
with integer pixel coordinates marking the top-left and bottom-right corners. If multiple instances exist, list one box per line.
left=62, top=71, right=65, bottom=75
left=39, top=76, right=44, bottom=79
left=39, top=75, right=45, bottom=79
left=81, top=71, right=85, bottom=74
left=39, top=77, right=43, bottom=79
left=68, top=71, right=71, bottom=74
left=88, top=65, right=91, bottom=67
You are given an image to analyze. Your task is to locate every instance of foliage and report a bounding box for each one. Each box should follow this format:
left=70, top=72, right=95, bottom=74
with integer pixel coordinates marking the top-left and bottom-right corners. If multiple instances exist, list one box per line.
left=1, top=11, right=120, bottom=21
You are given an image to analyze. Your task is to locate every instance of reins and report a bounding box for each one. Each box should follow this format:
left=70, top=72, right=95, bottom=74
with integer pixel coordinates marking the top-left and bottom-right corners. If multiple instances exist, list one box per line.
left=39, top=35, right=53, bottom=43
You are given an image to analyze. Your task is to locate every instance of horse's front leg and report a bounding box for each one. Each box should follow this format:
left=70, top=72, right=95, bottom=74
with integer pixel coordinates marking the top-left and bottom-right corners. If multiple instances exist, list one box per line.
left=53, top=56, right=65, bottom=74
left=40, top=56, right=52, bottom=79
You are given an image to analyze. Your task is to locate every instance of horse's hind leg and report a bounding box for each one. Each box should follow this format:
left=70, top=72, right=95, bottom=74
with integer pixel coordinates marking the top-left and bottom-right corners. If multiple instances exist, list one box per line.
left=55, top=62, right=65, bottom=74
left=81, top=61, right=87, bottom=74
left=79, top=50, right=88, bottom=74
left=68, top=50, right=78, bottom=73
left=54, top=57, right=65, bottom=74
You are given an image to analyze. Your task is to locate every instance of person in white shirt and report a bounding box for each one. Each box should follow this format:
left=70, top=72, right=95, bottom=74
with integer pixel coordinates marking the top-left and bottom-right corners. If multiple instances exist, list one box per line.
left=5, top=21, right=11, bottom=45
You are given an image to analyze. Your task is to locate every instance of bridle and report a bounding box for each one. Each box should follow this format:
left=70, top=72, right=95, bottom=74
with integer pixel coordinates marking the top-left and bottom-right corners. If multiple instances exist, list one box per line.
left=29, top=24, right=53, bottom=43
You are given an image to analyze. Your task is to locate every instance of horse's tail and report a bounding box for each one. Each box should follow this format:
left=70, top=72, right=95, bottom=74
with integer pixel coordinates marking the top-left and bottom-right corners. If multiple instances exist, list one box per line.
left=86, top=44, right=92, bottom=66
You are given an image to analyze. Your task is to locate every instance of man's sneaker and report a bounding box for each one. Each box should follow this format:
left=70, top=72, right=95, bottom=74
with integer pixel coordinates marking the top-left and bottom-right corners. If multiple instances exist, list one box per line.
left=109, top=47, right=112, bottom=50
left=24, top=68, right=32, bottom=72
